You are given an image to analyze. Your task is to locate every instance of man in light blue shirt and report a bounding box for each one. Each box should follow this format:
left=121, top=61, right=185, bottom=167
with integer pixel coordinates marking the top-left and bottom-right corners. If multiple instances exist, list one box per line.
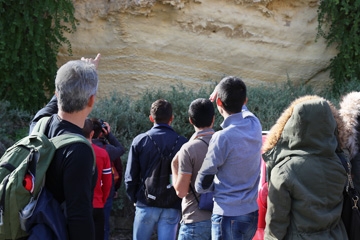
left=195, top=76, right=262, bottom=240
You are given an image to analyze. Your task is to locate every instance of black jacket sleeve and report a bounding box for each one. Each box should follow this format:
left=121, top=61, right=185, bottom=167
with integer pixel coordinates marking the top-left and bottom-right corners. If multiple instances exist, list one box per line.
left=29, top=95, right=58, bottom=134
left=105, top=133, right=126, bottom=161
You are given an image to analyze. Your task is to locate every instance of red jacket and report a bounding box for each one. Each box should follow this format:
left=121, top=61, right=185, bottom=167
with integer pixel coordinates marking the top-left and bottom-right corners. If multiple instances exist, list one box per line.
left=92, top=143, right=112, bottom=208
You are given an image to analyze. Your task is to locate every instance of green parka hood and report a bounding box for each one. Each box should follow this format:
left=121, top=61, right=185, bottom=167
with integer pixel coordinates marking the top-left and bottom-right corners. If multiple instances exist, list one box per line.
left=262, top=95, right=345, bottom=174
left=262, top=95, right=348, bottom=240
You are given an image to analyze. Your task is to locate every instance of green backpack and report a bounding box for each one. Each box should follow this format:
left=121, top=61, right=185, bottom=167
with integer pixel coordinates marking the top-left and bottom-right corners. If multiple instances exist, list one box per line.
left=0, top=117, right=94, bottom=240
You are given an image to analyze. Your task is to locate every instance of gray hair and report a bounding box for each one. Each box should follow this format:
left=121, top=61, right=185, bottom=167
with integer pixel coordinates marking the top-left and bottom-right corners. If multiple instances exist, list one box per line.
left=55, top=60, right=98, bottom=113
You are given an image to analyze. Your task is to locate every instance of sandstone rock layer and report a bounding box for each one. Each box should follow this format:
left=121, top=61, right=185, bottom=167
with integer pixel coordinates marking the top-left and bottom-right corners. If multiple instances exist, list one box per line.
left=58, top=0, right=336, bottom=98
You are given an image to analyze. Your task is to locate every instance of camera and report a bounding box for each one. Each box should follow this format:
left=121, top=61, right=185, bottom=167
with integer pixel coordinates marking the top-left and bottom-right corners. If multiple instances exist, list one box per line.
left=99, top=119, right=108, bottom=131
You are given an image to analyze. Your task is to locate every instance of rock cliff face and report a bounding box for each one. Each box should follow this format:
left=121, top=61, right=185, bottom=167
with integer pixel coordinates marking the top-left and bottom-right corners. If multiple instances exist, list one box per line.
left=58, top=0, right=336, bottom=98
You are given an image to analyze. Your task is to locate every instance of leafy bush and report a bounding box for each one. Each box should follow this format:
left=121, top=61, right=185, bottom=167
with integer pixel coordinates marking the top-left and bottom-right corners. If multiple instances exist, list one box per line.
left=0, top=0, right=77, bottom=112
left=248, top=80, right=318, bottom=130
left=2, top=78, right=358, bottom=162
left=317, top=0, right=360, bottom=90
left=88, top=80, right=347, bottom=217
left=89, top=83, right=217, bottom=212
left=0, top=101, right=32, bottom=156
left=2, top=79, right=360, bottom=231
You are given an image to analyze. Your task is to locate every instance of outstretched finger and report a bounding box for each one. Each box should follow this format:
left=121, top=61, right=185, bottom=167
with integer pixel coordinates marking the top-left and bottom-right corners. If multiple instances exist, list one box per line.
left=91, top=53, right=101, bottom=69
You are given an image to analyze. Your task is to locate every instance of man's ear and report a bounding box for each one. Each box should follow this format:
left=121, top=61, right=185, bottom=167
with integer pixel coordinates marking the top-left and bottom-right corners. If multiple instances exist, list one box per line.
left=216, top=97, right=223, bottom=107
left=244, top=97, right=248, bottom=105
left=168, top=115, right=174, bottom=125
left=87, top=95, right=96, bottom=108
left=149, top=115, right=155, bottom=123
left=98, top=131, right=103, bottom=138
left=210, top=115, right=215, bottom=127
left=90, top=130, right=94, bottom=139
left=189, top=117, right=193, bottom=125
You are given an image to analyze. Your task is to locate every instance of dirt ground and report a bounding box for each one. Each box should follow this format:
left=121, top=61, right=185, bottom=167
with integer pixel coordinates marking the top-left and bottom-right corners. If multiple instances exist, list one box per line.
left=109, top=221, right=158, bottom=240
left=109, top=229, right=132, bottom=240
left=108, top=192, right=158, bottom=239
left=107, top=206, right=157, bottom=239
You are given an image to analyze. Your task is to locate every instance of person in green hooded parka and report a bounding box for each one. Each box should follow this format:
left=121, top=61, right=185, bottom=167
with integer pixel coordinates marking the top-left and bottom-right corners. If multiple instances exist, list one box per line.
left=262, top=95, right=348, bottom=240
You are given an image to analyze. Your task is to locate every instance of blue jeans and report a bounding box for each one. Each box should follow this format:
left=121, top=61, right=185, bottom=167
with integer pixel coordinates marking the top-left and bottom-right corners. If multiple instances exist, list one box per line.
left=103, top=185, right=114, bottom=240
left=133, top=205, right=181, bottom=240
left=178, top=220, right=211, bottom=240
left=211, top=211, right=258, bottom=240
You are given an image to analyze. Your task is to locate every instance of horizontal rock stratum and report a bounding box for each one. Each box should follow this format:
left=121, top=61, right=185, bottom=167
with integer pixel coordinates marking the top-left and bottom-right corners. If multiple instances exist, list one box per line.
left=58, top=0, right=336, bottom=99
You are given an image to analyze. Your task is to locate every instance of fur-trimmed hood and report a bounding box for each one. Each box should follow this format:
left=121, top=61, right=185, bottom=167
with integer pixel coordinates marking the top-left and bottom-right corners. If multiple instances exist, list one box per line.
left=339, top=91, right=360, bottom=158
left=262, top=95, right=346, bottom=173
left=263, top=95, right=349, bottom=240
left=263, top=95, right=345, bottom=153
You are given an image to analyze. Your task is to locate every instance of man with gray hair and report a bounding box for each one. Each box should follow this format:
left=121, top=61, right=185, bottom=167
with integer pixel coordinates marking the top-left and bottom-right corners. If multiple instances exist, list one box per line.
left=29, top=54, right=101, bottom=240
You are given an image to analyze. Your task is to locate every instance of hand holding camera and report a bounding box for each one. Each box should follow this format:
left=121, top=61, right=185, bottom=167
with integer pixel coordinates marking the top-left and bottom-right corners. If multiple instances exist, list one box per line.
left=99, top=119, right=111, bottom=136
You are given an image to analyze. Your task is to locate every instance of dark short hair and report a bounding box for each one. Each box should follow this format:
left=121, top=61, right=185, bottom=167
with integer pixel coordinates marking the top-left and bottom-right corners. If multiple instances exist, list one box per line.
left=188, top=98, right=215, bottom=128
left=82, top=119, right=93, bottom=139
left=90, top=117, right=102, bottom=139
left=217, top=76, right=247, bottom=113
left=150, top=99, right=172, bottom=124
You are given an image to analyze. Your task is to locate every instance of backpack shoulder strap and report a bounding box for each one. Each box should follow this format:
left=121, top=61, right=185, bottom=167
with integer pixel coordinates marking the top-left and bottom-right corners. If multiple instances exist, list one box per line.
left=146, top=133, right=180, bottom=157
left=144, top=134, right=180, bottom=180
left=31, top=116, right=94, bottom=166
left=146, top=133, right=162, bottom=156
left=31, top=116, right=90, bottom=150
left=51, top=134, right=96, bottom=173
left=189, top=184, right=200, bottom=204
left=337, top=150, right=355, bottom=192
left=51, top=133, right=90, bottom=149
left=31, top=117, right=51, bottom=135
left=190, top=137, right=210, bottom=203
left=196, top=137, right=209, bottom=146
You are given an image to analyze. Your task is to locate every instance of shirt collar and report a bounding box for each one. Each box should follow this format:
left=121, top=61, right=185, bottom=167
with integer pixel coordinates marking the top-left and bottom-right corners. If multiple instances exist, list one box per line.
left=221, top=112, right=243, bottom=129
left=191, top=128, right=215, bottom=140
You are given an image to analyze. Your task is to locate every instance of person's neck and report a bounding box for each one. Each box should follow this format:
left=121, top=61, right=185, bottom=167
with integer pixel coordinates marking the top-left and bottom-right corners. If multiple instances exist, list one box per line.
left=154, top=122, right=170, bottom=126
left=221, top=110, right=231, bottom=119
left=194, top=126, right=213, bottom=132
left=58, top=110, right=88, bottom=129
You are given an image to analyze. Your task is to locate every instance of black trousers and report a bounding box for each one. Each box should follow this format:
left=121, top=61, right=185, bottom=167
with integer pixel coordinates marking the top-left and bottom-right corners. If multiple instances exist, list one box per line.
left=93, top=208, right=105, bottom=240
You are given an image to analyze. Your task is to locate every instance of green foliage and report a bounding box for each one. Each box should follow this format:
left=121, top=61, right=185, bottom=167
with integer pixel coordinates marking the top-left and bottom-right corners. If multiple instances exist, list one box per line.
left=3, top=79, right=360, bottom=225
left=0, top=101, right=32, bottom=156
left=0, top=0, right=77, bottom=112
left=89, top=80, right=352, bottom=160
left=317, top=0, right=360, bottom=90
left=248, top=80, right=318, bottom=130
left=90, top=83, right=218, bottom=148
left=90, top=83, right=217, bottom=212
left=88, top=81, right=321, bottom=214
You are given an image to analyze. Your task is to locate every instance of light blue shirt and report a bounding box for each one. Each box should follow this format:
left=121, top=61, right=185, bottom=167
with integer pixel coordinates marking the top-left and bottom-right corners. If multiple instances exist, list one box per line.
left=195, top=107, right=262, bottom=216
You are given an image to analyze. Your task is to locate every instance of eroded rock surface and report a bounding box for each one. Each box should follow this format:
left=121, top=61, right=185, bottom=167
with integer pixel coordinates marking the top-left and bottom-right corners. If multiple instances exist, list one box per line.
left=58, top=0, right=336, bottom=98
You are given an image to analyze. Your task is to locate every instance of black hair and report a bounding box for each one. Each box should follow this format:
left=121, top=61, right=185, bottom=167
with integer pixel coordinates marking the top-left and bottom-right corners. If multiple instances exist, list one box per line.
left=82, top=118, right=93, bottom=139
left=90, top=117, right=102, bottom=139
left=188, top=98, right=215, bottom=128
left=217, top=76, right=247, bottom=113
left=150, top=99, right=173, bottom=124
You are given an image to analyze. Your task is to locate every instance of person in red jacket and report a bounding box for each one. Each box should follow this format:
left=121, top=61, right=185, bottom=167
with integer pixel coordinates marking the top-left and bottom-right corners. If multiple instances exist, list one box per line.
left=83, top=119, right=112, bottom=240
